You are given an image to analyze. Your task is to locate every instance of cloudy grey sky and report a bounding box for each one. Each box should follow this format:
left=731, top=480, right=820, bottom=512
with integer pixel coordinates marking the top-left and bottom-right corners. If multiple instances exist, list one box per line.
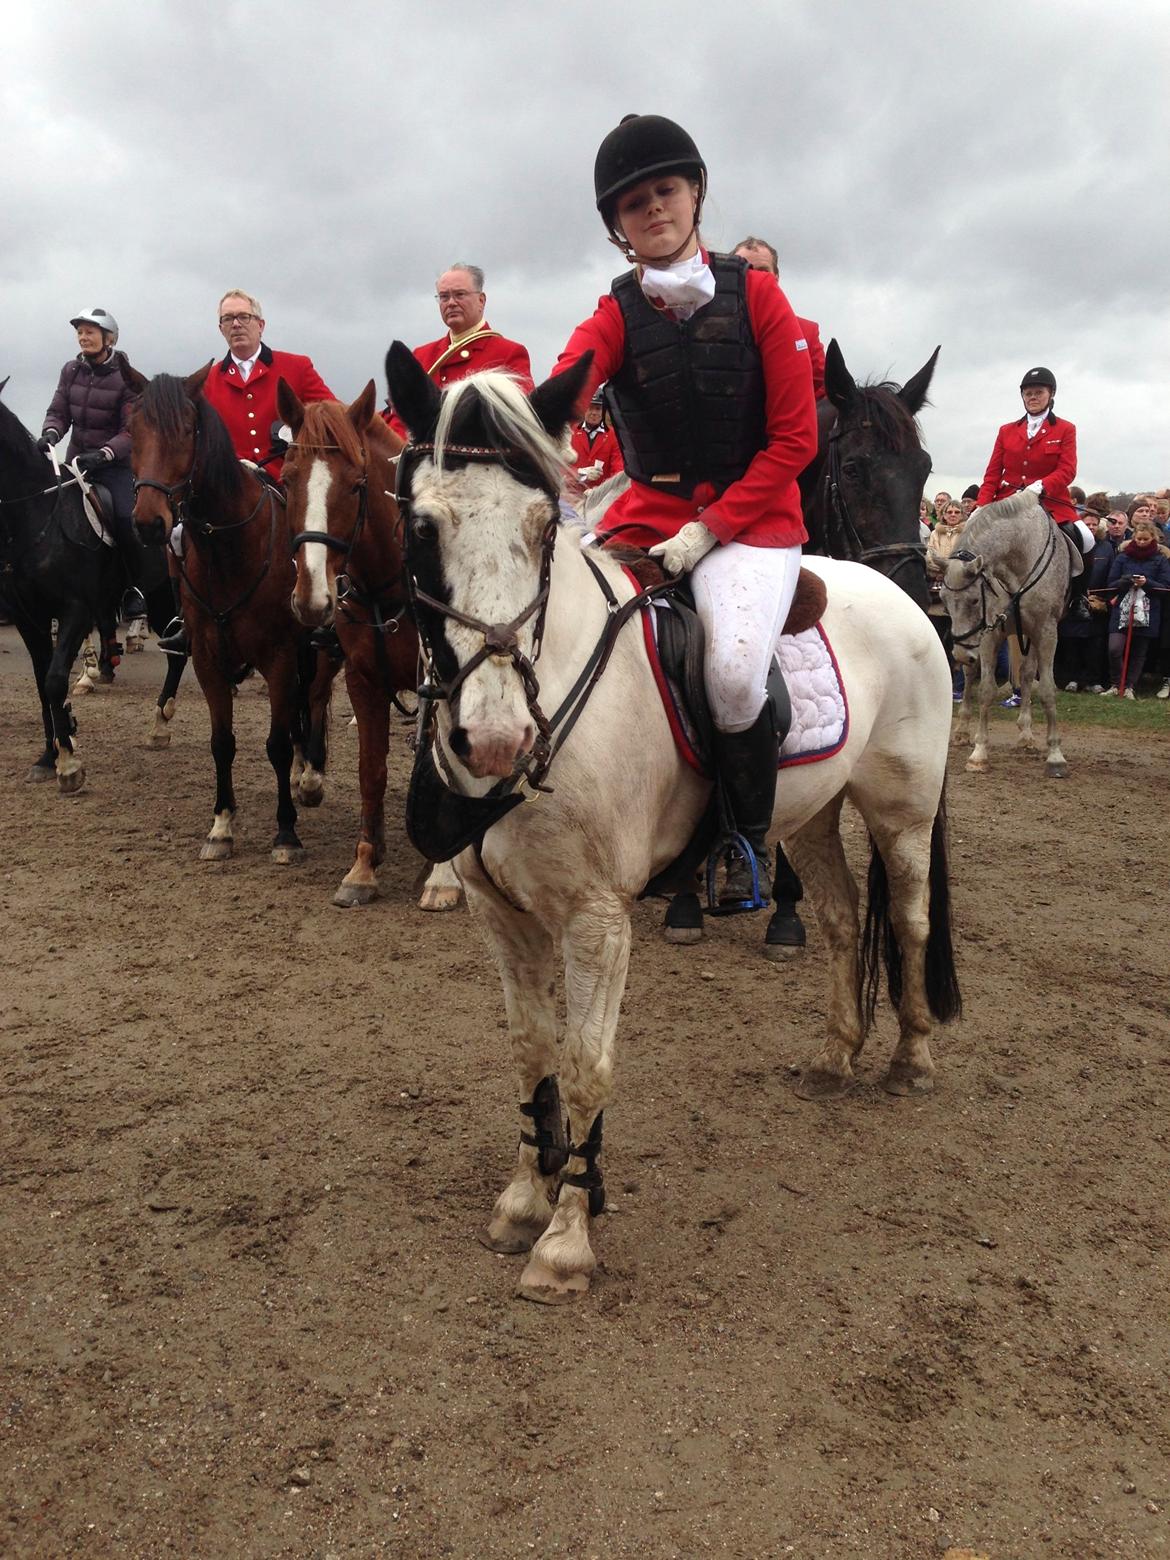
left=4, top=0, right=1167, bottom=494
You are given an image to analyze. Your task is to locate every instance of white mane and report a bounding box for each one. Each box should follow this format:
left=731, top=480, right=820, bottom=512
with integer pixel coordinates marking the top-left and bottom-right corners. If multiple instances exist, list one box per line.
left=434, top=371, right=568, bottom=494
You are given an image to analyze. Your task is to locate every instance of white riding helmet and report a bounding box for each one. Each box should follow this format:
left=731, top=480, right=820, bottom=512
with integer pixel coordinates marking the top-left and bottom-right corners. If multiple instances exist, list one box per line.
left=70, top=307, right=119, bottom=345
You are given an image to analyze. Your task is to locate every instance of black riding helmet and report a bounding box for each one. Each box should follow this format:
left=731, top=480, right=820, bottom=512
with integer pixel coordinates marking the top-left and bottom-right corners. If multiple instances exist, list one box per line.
left=1020, top=366, right=1057, bottom=394
left=594, top=114, right=707, bottom=250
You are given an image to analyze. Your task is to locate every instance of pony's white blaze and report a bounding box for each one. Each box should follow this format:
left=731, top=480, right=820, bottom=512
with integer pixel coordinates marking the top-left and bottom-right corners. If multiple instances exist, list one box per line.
left=292, top=460, right=334, bottom=625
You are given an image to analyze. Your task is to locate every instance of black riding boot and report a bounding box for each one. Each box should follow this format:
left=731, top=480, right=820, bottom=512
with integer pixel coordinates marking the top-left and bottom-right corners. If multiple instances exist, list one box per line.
left=714, top=705, right=780, bottom=910
left=158, top=578, right=188, bottom=657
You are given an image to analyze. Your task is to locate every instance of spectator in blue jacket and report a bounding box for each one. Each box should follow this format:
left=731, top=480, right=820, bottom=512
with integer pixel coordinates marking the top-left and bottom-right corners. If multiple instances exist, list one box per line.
left=1100, top=517, right=1170, bottom=697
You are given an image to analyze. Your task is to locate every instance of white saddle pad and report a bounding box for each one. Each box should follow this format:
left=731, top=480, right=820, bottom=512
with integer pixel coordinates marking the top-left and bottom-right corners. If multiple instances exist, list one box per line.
left=777, top=624, right=848, bottom=768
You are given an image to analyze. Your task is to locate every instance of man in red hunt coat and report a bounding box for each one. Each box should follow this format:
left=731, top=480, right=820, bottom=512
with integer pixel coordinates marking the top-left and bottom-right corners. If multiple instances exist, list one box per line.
left=202, top=288, right=335, bottom=471
left=733, top=236, right=826, bottom=400
left=384, top=263, right=531, bottom=437
left=158, top=288, right=335, bottom=654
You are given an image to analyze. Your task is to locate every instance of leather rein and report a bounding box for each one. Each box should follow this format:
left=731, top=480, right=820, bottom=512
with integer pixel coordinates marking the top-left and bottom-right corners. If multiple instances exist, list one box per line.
left=396, top=437, right=673, bottom=799
left=825, top=422, right=926, bottom=586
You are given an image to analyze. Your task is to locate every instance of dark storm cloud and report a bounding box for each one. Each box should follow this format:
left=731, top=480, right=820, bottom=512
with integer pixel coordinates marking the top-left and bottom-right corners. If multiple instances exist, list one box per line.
left=4, top=0, right=1166, bottom=488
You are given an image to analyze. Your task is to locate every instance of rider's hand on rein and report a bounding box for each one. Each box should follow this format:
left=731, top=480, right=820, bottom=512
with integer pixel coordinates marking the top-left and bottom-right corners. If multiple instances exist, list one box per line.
left=649, top=519, right=718, bottom=577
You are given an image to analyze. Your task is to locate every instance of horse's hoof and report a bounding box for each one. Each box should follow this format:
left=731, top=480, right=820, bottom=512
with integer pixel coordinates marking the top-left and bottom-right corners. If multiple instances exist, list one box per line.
left=1046, top=762, right=1069, bottom=780
left=98, top=669, right=115, bottom=685
left=417, top=886, right=461, bottom=912
left=272, top=843, right=304, bottom=866
left=333, top=881, right=378, bottom=908
left=56, top=763, right=86, bottom=796
left=200, top=839, right=233, bottom=862
left=517, top=1257, right=591, bottom=1305
left=146, top=731, right=172, bottom=750
left=794, top=1067, right=855, bottom=1101
left=764, top=911, right=806, bottom=961
left=763, top=940, right=803, bottom=962
left=478, top=1216, right=548, bottom=1255
left=26, top=763, right=54, bottom=784
left=663, top=893, right=703, bottom=944
left=297, top=775, right=325, bottom=808
left=882, top=1064, right=935, bottom=1097
left=965, top=758, right=988, bottom=773
left=663, top=924, right=703, bottom=945
left=72, top=678, right=93, bottom=698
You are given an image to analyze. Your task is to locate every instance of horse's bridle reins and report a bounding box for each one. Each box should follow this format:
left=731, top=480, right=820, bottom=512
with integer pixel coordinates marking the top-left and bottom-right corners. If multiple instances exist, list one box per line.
left=947, top=519, right=1060, bottom=657
left=395, top=437, right=674, bottom=799
left=826, top=423, right=927, bottom=586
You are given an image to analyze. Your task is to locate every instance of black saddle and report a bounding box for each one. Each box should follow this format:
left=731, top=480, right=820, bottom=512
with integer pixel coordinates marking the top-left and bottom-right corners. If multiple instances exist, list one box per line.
left=1058, top=521, right=1086, bottom=579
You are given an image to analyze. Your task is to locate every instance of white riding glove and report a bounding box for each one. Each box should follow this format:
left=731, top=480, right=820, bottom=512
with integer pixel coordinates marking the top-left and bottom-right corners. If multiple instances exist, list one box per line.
left=577, top=462, right=604, bottom=482
left=648, top=520, right=718, bottom=576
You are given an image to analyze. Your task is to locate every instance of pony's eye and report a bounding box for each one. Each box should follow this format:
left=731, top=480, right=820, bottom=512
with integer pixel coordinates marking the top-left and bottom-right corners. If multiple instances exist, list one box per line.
left=841, top=459, right=864, bottom=482
left=412, top=513, right=437, bottom=542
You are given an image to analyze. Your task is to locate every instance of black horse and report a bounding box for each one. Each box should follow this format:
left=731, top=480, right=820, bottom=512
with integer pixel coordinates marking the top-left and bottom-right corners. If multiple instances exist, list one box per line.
left=665, top=338, right=941, bottom=951
left=0, top=381, right=183, bottom=792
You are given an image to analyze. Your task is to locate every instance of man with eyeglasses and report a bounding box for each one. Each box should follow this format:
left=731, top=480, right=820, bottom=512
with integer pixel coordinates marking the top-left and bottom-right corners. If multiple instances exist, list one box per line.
left=157, top=289, right=335, bottom=654
left=385, top=263, right=531, bottom=435
left=202, top=289, right=334, bottom=472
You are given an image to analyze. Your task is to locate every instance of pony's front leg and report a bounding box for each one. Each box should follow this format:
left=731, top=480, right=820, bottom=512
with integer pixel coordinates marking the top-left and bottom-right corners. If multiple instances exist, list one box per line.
left=519, top=895, right=631, bottom=1304
left=1032, top=624, right=1069, bottom=777
left=965, top=640, right=997, bottom=772
left=464, top=877, right=563, bottom=1255
left=951, top=662, right=973, bottom=745
left=264, top=651, right=304, bottom=864
left=297, top=647, right=338, bottom=808
left=46, top=609, right=88, bottom=794
left=785, top=793, right=864, bottom=1100
left=14, top=617, right=58, bottom=781
left=199, top=668, right=237, bottom=859
left=334, top=666, right=388, bottom=907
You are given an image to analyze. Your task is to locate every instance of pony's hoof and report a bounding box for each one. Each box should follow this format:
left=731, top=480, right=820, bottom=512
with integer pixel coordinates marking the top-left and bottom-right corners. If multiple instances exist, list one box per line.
left=478, top=1216, right=548, bottom=1255
left=146, top=731, right=172, bottom=750
left=965, top=758, right=988, bottom=773
left=333, top=881, right=378, bottom=908
left=297, top=774, right=325, bottom=808
left=1046, top=762, right=1069, bottom=780
left=663, top=924, right=703, bottom=945
left=517, top=1258, right=591, bottom=1305
left=794, top=1067, right=855, bottom=1101
left=417, top=885, right=461, bottom=912
left=882, top=1064, right=935, bottom=1097
left=56, top=763, right=86, bottom=796
left=26, top=762, right=54, bottom=784
left=663, top=892, right=704, bottom=944
left=72, top=678, right=94, bottom=698
left=200, top=839, right=233, bottom=862
left=272, top=842, right=304, bottom=866
left=763, top=940, right=803, bottom=962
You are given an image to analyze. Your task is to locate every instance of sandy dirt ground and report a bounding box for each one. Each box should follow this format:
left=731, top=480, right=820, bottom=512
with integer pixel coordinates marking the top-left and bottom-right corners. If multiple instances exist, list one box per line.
left=1, top=625, right=1168, bottom=1560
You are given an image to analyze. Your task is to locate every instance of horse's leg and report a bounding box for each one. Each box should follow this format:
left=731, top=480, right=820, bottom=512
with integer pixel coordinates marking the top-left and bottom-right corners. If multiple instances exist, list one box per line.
left=46, top=608, right=89, bottom=794
left=519, top=893, right=631, bottom=1304
left=951, top=662, right=972, bottom=745
left=418, top=860, right=462, bottom=913
left=465, top=884, right=562, bottom=1255
left=265, top=650, right=303, bottom=864
left=199, top=668, right=237, bottom=860
left=965, top=639, right=996, bottom=772
left=147, top=651, right=187, bottom=748
left=334, top=667, right=389, bottom=907
left=297, top=645, right=336, bottom=808
left=1034, top=622, right=1069, bottom=777
left=763, top=843, right=806, bottom=960
left=14, top=617, right=58, bottom=780
left=854, top=804, right=937, bottom=1096
left=785, top=793, right=864, bottom=1100
left=1016, top=645, right=1039, bottom=750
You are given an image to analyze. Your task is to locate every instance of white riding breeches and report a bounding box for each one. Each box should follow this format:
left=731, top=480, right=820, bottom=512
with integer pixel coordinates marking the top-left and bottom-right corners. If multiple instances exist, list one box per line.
left=689, top=542, right=804, bottom=733
left=1071, top=519, right=1096, bottom=554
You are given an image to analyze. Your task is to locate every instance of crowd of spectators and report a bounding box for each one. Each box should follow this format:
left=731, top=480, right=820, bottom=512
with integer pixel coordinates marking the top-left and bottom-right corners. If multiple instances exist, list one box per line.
left=924, top=486, right=1170, bottom=702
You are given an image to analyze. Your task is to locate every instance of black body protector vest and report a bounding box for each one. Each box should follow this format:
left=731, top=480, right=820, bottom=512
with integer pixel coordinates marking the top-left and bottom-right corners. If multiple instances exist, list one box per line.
left=603, top=254, right=766, bottom=501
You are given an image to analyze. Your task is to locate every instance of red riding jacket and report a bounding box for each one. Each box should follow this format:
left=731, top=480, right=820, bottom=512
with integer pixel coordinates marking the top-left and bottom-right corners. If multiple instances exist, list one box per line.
left=569, top=423, right=624, bottom=487
left=384, top=325, right=532, bottom=437
left=202, top=344, right=335, bottom=472
left=976, top=413, right=1078, bottom=525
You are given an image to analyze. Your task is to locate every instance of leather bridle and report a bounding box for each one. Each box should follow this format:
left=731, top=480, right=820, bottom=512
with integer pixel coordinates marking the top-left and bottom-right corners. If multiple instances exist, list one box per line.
left=947, top=520, right=1059, bottom=657
left=825, top=423, right=927, bottom=587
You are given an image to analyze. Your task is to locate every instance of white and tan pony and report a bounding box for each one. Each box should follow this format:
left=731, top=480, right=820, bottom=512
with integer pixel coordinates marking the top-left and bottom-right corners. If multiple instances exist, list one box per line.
left=386, top=343, right=960, bottom=1304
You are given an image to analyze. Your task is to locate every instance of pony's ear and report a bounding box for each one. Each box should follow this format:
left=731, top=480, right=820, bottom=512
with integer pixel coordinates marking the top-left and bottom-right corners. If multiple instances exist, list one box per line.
left=122, top=363, right=149, bottom=394
left=386, top=341, right=440, bottom=439
left=0, top=376, right=8, bottom=397
left=184, top=362, right=214, bottom=399
left=824, top=339, right=857, bottom=414
left=899, top=346, right=940, bottom=417
left=528, top=352, right=594, bottom=438
left=348, top=379, right=377, bottom=431
left=277, top=376, right=306, bottom=435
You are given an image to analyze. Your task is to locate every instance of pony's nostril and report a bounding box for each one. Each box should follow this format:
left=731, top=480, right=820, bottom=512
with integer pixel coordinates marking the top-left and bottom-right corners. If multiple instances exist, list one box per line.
left=449, top=726, right=471, bottom=759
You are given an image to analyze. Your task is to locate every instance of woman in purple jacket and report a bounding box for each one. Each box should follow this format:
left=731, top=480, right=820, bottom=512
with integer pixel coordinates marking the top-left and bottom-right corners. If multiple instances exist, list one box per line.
left=39, top=307, right=144, bottom=613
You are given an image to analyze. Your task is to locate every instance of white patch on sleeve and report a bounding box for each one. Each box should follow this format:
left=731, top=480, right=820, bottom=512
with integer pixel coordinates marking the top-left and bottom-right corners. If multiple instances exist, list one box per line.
left=794, top=338, right=808, bottom=352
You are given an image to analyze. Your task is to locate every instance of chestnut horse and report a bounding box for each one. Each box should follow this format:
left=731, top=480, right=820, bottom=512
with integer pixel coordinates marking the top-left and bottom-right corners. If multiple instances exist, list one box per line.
left=129, top=368, right=318, bottom=863
left=280, top=381, right=460, bottom=911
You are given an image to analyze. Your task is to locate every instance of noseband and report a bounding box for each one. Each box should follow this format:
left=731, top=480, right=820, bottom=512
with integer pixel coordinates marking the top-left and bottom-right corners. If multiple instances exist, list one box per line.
left=826, top=423, right=926, bottom=585
left=396, top=438, right=560, bottom=789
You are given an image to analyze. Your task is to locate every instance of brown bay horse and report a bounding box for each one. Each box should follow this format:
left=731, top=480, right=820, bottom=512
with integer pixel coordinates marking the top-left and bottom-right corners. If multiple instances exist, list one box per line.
left=280, top=381, right=459, bottom=910
left=129, top=368, right=321, bottom=863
